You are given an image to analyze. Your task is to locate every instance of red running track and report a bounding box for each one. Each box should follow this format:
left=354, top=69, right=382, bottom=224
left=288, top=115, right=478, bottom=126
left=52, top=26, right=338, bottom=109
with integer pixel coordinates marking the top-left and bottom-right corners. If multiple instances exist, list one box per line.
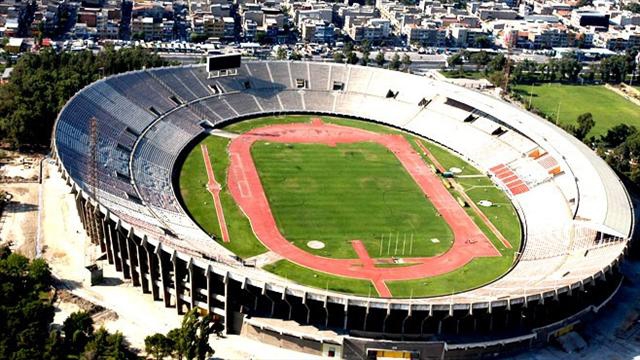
left=200, top=144, right=230, bottom=243
left=226, top=120, right=499, bottom=297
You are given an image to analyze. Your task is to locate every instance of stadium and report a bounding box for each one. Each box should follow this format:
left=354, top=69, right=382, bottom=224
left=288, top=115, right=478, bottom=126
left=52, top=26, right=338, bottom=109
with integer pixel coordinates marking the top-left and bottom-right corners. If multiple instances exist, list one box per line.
left=52, top=59, right=633, bottom=358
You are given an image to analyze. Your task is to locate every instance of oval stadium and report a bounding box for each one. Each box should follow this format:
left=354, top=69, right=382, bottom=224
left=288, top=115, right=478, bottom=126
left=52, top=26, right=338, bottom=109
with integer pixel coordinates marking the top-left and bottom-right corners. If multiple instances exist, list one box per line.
left=52, top=60, right=634, bottom=359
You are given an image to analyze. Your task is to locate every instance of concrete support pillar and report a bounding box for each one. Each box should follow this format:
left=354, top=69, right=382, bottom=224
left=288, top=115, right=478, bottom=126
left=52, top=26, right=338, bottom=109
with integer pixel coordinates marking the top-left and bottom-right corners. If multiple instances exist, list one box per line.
left=136, top=236, right=149, bottom=293
left=83, top=202, right=96, bottom=243
left=118, top=227, right=130, bottom=279
left=172, top=251, right=182, bottom=314
left=437, top=316, right=446, bottom=335
left=126, top=231, right=139, bottom=286
left=323, top=296, right=329, bottom=328
left=382, top=304, right=391, bottom=333
left=104, top=218, right=115, bottom=265
left=223, top=272, right=229, bottom=335
left=143, top=239, right=159, bottom=300
left=401, top=306, right=412, bottom=337
left=343, top=300, right=349, bottom=330
left=281, top=290, right=292, bottom=320
left=112, top=221, right=123, bottom=272
left=75, top=193, right=86, bottom=228
left=303, top=293, right=311, bottom=324
left=97, top=212, right=107, bottom=253
left=188, top=258, right=196, bottom=310
left=206, top=265, right=213, bottom=314
left=157, top=245, right=171, bottom=307
left=363, top=302, right=370, bottom=331
left=261, top=284, right=274, bottom=317
left=421, top=305, right=433, bottom=337
left=505, top=309, right=510, bottom=329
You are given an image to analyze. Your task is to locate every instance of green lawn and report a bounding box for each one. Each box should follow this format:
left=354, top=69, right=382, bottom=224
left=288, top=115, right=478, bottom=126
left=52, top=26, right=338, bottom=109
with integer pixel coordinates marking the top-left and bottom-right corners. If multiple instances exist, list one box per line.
left=513, top=83, right=640, bottom=137
left=419, top=141, right=481, bottom=176
left=178, top=136, right=267, bottom=258
left=251, top=141, right=454, bottom=259
left=455, top=177, right=521, bottom=249
left=387, top=255, right=515, bottom=297
left=264, top=260, right=376, bottom=296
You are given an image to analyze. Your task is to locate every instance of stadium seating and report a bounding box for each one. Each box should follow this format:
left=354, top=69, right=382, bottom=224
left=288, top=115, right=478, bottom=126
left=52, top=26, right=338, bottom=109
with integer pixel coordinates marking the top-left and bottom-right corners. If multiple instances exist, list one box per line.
left=53, top=61, right=632, bottom=306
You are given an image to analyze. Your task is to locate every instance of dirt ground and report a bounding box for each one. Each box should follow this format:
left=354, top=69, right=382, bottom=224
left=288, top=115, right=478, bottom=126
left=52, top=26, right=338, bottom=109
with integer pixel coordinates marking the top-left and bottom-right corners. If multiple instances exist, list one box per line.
left=0, top=150, right=41, bottom=180
left=0, top=183, right=39, bottom=257
left=0, top=146, right=42, bottom=259
left=39, top=161, right=322, bottom=358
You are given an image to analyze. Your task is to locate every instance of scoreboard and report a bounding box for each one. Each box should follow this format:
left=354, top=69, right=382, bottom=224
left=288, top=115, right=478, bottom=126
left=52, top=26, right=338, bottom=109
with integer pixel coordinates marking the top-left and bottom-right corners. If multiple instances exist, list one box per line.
left=207, top=54, right=242, bottom=72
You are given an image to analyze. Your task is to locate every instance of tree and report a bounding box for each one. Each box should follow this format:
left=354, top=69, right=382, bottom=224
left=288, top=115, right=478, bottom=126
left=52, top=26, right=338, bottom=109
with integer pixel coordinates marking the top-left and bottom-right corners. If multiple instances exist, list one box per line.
left=62, top=311, right=94, bottom=354
left=401, top=54, right=412, bottom=71
left=82, top=328, right=136, bottom=360
left=276, top=47, right=287, bottom=60
left=0, top=247, right=136, bottom=360
left=600, top=124, right=637, bottom=148
left=474, top=35, right=492, bottom=48
left=486, top=53, right=506, bottom=72
left=511, top=59, right=538, bottom=84
left=360, top=51, right=370, bottom=66
left=0, top=47, right=170, bottom=147
left=573, top=112, right=595, bottom=141
left=557, top=52, right=582, bottom=82
left=389, top=52, right=401, bottom=70
left=469, top=51, right=490, bottom=66
left=150, top=309, right=220, bottom=360
left=333, top=52, right=345, bottom=63
left=375, top=51, right=385, bottom=67
left=599, top=55, right=630, bottom=83
left=346, top=51, right=359, bottom=64
left=145, top=333, right=175, bottom=360
left=447, top=52, right=463, bottom=67
left=0, top=248, right=55, bottom=360
left=360, top=39, right=371, bottom=54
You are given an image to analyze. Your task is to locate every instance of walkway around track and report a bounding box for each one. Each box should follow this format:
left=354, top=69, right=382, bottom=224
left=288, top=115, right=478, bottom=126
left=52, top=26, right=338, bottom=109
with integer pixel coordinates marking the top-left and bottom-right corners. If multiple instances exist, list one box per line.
left=200, top=144, right=230, bottom=243
left=226, top=120, right=500, bottom=297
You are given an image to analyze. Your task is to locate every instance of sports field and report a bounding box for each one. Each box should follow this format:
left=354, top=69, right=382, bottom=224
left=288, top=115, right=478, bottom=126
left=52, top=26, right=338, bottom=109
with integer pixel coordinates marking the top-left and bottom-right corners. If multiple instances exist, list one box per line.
left=251, top=141, right=453, bottom=259
left=513, top=83, right=640, bottom=137
left=178, top=115, right=522, bottom=297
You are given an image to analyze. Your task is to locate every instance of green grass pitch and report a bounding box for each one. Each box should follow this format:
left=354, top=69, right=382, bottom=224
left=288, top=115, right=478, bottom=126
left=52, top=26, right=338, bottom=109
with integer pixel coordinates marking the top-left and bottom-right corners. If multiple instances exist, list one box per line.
left=251, top=141, right=454, bottom=259
left=512, top=83, right=640, bottom=137
left=178, top=115, right=522, bottom=297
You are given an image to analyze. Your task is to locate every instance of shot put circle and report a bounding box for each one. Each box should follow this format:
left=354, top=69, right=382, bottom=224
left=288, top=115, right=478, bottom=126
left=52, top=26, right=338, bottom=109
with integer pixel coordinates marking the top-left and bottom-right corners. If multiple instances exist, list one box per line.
left=307, top=240, right=326, bottom=249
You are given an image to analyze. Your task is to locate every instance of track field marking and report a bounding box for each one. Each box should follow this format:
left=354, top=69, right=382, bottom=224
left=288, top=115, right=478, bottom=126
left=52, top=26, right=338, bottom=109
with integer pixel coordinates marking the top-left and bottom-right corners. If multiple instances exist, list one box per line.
left=230, top=152, right=253, bottom=198
left=200, top=144, right=230, bottom=243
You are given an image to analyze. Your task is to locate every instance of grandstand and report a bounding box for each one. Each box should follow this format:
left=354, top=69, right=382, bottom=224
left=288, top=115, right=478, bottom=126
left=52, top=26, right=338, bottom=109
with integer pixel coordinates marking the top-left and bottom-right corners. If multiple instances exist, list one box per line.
left=53, top=61, right=633, bottom=358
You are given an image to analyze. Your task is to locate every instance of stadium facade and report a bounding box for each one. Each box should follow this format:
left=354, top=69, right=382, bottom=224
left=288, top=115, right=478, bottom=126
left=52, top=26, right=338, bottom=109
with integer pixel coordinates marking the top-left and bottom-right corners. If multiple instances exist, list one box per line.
left=53, top=61, right=633, bottom=358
